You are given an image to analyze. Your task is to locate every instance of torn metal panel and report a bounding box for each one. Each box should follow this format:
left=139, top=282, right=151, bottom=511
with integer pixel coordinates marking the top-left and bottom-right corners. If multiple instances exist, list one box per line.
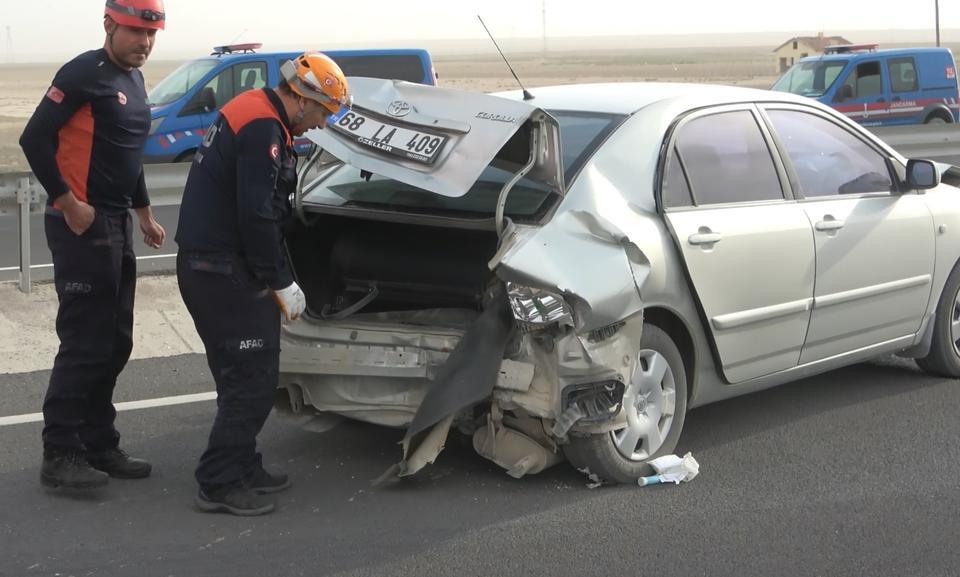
left=399, top=416, right=454, bottom=477
left=496, top=210, right=647, bottom=332
left=400, top=285, right=514, bottom=467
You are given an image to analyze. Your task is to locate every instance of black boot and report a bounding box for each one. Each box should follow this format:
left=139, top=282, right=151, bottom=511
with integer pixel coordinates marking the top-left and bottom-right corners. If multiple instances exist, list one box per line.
left=41, top=448, right=109, bottom=489
left=244, top=465, right=291, bottom=495
left=86, top=448, right=152, bottom=479
left=196, top=485, right=275, bottom=516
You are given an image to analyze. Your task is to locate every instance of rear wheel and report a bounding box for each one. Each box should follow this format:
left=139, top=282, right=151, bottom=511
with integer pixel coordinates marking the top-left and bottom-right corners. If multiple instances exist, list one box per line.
left=917, top=262, right=960, bottom=377
left=174, top=149, right=197, bottom=163
left=923, top=113, right=950, bottom=125
left=564, top=324, right=688, bottom=484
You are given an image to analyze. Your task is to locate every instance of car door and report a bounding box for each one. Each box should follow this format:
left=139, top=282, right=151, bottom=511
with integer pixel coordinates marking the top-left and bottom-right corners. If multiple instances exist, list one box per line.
left=661, top=106, right=816, bottom=383
left=832, top=58, right=889, bottom=125
left=886, top=56, right=923, bottom=125
left=762, top=106, right=935, bottom=364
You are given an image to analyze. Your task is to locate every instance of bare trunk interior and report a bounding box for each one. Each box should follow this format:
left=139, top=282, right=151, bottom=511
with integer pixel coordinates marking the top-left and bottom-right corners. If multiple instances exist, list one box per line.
left=285, top=214, right=500, bottom=321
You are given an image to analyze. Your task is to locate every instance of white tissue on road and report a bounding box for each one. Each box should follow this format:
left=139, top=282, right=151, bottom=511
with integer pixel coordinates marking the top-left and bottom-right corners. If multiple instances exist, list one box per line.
left=638, top=452, right=699, bottom=486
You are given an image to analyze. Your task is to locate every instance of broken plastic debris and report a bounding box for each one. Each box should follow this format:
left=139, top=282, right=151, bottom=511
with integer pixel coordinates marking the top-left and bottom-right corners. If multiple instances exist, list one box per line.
left=578, top=467, right=603, bottom=489
left=551, top=403, right=587, bottom=438
left=638, top=452, right=699, bottom=486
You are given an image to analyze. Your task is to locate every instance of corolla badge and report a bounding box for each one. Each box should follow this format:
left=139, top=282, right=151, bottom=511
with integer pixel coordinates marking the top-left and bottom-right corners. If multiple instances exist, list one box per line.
left=386, top=100, right=411, bottom=117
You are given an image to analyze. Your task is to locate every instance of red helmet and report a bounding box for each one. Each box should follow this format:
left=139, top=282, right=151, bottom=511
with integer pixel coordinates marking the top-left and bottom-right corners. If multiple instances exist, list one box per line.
left=104, top=0, right=166, bottom=30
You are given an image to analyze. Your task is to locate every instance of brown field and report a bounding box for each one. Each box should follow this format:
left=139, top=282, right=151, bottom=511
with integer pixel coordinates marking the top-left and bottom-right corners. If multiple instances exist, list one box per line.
left=0, top=46, right=782, bottom=172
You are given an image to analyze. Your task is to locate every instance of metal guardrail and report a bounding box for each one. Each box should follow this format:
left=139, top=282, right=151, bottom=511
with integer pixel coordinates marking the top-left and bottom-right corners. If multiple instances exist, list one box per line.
left=0, top=164, right=190, bottom=293
left=0, top=125, right=958, bottom=293
left=870, top=124, right=960, bottom=163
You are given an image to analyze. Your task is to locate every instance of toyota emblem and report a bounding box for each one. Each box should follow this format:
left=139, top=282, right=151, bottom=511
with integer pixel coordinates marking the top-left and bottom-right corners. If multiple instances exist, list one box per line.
left=387, top=100, right=411, bottom=117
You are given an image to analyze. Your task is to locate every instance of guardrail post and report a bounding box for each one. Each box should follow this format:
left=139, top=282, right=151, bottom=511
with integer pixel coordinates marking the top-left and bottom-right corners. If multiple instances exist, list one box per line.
left=17, top=177, right=31, bottom=294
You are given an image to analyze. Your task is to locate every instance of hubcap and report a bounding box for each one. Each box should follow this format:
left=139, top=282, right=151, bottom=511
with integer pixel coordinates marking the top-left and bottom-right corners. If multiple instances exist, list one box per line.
left=951, top=286, right=960, bottom=357
left=611, top=348, right=677, bottom=461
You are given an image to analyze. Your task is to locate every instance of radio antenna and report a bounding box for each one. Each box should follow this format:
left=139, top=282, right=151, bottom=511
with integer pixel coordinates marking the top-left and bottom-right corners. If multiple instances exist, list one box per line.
left=477, top=15, right=534, bottom=101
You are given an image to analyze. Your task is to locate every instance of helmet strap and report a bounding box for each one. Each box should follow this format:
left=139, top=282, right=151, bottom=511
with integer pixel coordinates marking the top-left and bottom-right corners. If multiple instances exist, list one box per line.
left=292, top=99, right=306, bottom=125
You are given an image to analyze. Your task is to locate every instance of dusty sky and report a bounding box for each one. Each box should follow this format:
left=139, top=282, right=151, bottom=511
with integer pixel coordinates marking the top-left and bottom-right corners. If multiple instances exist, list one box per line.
left=0, top=0, right=957, bottom=61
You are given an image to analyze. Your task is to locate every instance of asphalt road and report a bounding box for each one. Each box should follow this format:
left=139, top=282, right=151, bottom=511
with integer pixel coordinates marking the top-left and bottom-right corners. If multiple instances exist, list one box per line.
left=1, top=353, right=958, bottom=577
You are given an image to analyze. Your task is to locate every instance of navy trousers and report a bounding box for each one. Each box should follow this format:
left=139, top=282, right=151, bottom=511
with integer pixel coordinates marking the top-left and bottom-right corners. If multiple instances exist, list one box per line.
left=42, top=208, right=135, bottom=452
left=176, top=251, right=280, bottom=491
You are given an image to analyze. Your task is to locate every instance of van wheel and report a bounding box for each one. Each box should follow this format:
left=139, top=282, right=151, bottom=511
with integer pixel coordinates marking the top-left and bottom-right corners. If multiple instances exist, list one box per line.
left=917, top=262, right=960, bottom=377
left=923, top=114, right=950, bottom=125
left=174, top=149, right=197, bottom=163
left=564, top=324, right=688, bottom=484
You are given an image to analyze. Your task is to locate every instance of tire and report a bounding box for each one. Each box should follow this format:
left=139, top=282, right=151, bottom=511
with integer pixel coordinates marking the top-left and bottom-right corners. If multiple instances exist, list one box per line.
left=174, top=149, right=197, bottom=163
left=917, top=262, right=960, bottom=377
left=923, top=114, right=949, bottom=125
left=564, top=324, right=688, bottom=484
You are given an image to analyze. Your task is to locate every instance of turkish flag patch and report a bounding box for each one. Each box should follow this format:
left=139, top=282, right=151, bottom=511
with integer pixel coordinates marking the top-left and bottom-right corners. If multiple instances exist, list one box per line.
left=45, top=85, right=65, bottom=104
left=269, top=143, right=280, bottom=160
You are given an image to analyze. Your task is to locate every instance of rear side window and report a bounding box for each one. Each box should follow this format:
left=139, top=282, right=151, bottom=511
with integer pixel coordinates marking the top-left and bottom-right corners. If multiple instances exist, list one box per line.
left=674, top=111, right=783, bottom=205
left=767, top=109, right=893, bottom=196
left=233, top=61, right=267, bottom=95
left=661, top=147, right=693, bottom=209
left=330, top=55, right=427, bottom=84
left=888, top=57, right=919, bottom=92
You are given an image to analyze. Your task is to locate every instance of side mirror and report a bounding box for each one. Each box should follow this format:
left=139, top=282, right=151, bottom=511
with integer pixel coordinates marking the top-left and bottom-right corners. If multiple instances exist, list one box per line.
left=182, top=87, right=217, bottom=116
left=834, top=84, right=854, bottom=102
left=906, top=159, right=940, bottom=190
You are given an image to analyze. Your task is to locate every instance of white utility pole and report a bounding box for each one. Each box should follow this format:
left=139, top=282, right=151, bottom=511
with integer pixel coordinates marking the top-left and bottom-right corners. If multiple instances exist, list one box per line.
left=935, top=0, right=941, bottom=47
left=542, top=0, right=547, bottom=55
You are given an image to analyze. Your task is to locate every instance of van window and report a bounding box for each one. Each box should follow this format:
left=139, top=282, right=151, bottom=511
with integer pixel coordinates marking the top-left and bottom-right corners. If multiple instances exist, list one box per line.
left=837, top=60, right=882, bottom=100
left=772, top=60, right=847, bottom=97
left=767, top=110, right=893, bottom=197
left=234, top=61, right=268, bottom=95
left=675, top=111, right=783, bottom=205
left=888, top=57, right=919, bottom=92
left=330, top=55, right=427, bottom=83
left=200, top=66, right=234, bottom=111
left=147, top=59, right=218, bottom=106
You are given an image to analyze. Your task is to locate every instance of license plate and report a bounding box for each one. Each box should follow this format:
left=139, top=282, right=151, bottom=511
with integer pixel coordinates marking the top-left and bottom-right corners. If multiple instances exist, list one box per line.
left=330, top=110, right=447, bottom=164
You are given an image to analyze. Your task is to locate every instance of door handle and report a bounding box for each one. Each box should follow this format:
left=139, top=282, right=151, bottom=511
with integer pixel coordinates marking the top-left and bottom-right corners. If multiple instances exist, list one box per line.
left=688, top=232, right=723, bottom=245
left=892, top=96, right=902, bottom=102
left=815, top=218, right=845, bottom=231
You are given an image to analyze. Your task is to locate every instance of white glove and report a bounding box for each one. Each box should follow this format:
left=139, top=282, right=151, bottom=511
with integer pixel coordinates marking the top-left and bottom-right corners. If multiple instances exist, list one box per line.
left=272, top=281, right=306, bottom=321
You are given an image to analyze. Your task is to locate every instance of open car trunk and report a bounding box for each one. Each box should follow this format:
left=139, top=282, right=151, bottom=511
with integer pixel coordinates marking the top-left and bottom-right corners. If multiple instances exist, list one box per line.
left=278, top=80, right=573, bottom=476
left=286, top=214, right=500, bottom=321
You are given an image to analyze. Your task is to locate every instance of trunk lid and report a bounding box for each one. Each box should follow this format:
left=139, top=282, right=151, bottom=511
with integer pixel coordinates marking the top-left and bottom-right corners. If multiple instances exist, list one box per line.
left=303, top=77, right=565, bottom=198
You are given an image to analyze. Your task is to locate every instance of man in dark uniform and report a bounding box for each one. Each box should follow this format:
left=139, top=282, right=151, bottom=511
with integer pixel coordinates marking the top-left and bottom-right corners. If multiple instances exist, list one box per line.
left=19, top=0, right=167, bottom=490
left=177, top=52, right=351, bottom=516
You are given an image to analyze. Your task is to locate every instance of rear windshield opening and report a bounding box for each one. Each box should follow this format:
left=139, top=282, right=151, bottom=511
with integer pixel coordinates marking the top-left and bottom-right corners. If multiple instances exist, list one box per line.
left=306, top=111, right=625, bottom=220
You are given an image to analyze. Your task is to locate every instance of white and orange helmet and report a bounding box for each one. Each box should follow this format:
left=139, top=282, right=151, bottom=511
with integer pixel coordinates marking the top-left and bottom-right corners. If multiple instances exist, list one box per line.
left=280, top=52, right=352, bottom=121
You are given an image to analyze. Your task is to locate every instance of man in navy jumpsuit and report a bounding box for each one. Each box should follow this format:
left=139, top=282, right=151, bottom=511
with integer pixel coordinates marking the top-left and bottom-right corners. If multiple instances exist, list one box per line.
left=19, top=0, right=167, bottom=490
left=176, top=52, right=351, bottom=515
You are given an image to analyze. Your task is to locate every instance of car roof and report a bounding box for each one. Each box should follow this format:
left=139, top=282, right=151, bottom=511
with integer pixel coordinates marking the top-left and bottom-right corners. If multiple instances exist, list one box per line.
left=798, top=47, right=953, bottom=64
left=495, top=82, right=814, bottom=115
left=195, top=48, right=432, bottom=64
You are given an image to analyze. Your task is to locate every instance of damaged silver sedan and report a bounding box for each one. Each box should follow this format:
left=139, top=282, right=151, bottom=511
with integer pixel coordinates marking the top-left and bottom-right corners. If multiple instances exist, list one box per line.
left=277, top=78, right=960, bottom=483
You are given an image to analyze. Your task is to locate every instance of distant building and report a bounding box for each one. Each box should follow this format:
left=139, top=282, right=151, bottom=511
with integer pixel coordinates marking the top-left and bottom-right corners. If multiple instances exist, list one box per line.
left=773, top=33, right=852, bottom=72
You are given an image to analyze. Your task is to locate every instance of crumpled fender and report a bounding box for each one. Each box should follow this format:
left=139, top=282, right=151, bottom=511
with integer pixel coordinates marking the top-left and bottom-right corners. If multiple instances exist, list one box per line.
left=495, top=209, right=649, bottom=332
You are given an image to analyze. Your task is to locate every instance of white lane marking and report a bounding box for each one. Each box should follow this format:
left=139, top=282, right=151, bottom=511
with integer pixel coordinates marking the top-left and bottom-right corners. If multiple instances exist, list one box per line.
left=0, top=391, right=216, bottom=427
